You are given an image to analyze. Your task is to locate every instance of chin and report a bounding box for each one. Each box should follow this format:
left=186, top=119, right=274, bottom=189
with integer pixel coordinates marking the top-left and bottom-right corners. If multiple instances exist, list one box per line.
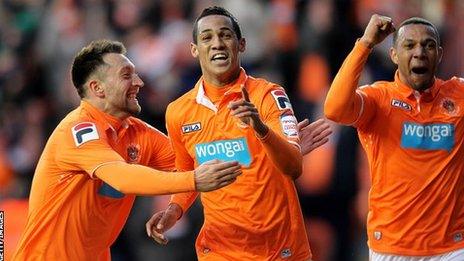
left=212, top=66, right=231, bottom=76
left=409, top=75, right=433, bottom=91
left=128, top=107, right=141, bottom=116
left=133, top=109, right=141, bottom=116
left=412, top=81, right=432, bottom=91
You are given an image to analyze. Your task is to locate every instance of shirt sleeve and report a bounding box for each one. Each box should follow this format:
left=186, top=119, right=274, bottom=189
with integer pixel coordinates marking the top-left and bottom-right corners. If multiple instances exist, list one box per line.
left=324, top=40, right=373, bottom=125
left=94, top=162, right=195, bottom=195
left=165, top=103, right=199, bottom=214
left=354, top=86, right=381, bottom=130
left=256, top=86, right=303, bottom=178
left=260, top=86, right=300, bottom=148
left=55, top=121, right=125, bottom=178
left=143, top=123, right=176, bottom=171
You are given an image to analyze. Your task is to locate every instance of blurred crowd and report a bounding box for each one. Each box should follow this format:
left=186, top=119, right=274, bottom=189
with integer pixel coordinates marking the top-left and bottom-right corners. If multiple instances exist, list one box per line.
left=1, top=0, right=463, bottom=260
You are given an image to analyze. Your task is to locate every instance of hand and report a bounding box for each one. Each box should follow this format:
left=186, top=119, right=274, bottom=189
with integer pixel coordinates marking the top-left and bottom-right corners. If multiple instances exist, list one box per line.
left=146, top=204, right=182, bottom=245
left=360, top=14, right=396, bottom=48
left=228, top=86, right=269, bottom=138
left=194, top=159, right=242, bottom=192
left=298, top=118, right=332, bottom=155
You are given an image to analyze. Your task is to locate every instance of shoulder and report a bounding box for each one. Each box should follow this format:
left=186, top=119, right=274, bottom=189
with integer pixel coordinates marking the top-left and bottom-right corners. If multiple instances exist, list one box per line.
left=246, top=76, right=297, bottom=114
left=54, top=109, right=104, bottom=148
left=446, top=77, right=464, bottom=88
left=167, top=90, right=195, bottom=115
left=246, top=76, right=287, bottom=102
left=169, top=88, right=196, bottom=109
left=129, top=117, right=167, bottom=136
left=358, top=80, right=393, bottom=96
left=436, top=77, right=464, bottom=98
left=58, top=107, right=99, bottom=132
left=248, top=75, right=281, bottom=92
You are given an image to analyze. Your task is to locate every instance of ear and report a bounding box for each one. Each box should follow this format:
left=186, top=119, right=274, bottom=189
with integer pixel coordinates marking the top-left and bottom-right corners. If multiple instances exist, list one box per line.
left=191, top=42, right=199, bottom=58
left=239, top=38, right=246, bottom=53
left=389, top=46, right=398, bottom=65
left=437, top=46, right=443, bottom=64
left=88, top=79, right=105, bottom=98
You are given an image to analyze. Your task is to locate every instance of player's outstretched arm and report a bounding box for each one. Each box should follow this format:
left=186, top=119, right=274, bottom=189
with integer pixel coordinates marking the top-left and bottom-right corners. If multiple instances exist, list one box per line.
left=94, top=160, right=242, bottom=195
left=193, top=159, right=242, bottom=191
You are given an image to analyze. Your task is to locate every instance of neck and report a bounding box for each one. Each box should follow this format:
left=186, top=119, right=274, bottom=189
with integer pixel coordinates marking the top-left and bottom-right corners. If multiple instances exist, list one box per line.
left=398, top=73, right=435, bottom=92
left=82, top=98, right=129, bottom=120
left=203, top=68, right=241, bottom=88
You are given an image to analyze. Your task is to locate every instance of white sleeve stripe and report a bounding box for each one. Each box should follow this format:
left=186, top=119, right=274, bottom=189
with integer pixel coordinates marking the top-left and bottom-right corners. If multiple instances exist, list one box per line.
left=89, top=160, right=125, bottom=179
left=346, top=91, right=364, bottom=126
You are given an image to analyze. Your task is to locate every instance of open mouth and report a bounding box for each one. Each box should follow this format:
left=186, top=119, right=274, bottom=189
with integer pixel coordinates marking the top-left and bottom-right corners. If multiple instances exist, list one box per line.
left=211, top=53, right=228, bottom=62
left=411, top=67, right=428, bottom=75
left=127, top=93, right=138, bottom=101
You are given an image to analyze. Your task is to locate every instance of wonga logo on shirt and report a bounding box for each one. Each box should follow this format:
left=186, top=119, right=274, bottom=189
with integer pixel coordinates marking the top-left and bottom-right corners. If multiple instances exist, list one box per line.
left=401, top=122, right=454, bottom=151
left=195, top=138, right=251, bottom=167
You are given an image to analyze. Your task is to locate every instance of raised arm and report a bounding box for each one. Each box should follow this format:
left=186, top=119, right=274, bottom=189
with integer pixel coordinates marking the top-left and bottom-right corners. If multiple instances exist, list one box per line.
left=324, top=14, right=395, bottom=124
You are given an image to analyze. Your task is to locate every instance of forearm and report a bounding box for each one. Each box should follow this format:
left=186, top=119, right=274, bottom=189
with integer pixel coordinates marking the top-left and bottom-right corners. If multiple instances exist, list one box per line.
left=169, top=192, right=199, bottom=218
left=324, top=40, right=371, bottom=124
left=260, top=128, right=302, bottom=179
left=94, top=162, right=195, bottom=195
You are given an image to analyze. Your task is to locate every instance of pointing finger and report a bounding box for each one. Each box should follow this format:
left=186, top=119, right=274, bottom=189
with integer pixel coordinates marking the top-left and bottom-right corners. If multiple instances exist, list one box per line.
left=241, top=86, right=250, bottom=102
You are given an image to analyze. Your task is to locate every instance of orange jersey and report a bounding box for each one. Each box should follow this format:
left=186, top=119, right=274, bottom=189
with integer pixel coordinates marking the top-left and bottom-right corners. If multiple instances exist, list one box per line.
left=166, top=69, right=311, bottom=260
left=326, top=41, right=464, bottom=255
left=13, top=101, right=176, bottom=260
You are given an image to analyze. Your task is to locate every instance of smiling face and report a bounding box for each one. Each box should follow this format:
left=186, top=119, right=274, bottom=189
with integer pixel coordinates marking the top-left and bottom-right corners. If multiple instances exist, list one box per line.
left=191, top=15, right=245, bottom=86
left=98, top=53, right=144, bottom=118
left=390, top=23, right=443, bottom=91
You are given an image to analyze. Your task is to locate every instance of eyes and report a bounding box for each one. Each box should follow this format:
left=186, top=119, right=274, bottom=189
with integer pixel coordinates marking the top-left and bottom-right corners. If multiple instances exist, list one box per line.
left=199, top=31, right=234, bottom=42
left=403, top=43, right=414, bottom=49
left=402, top=41, right=436, bottom=50
left=425, top=42, right=436, bottom=49
left=121, top=72, right=139, bottom=80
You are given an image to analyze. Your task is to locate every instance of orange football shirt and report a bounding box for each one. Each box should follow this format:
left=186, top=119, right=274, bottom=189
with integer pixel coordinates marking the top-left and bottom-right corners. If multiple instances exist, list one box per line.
left=166, top=69, right=311, bottom=260
left=13, top=101, right=178, bottom=260
left=325, top=41, right=464, bottom=255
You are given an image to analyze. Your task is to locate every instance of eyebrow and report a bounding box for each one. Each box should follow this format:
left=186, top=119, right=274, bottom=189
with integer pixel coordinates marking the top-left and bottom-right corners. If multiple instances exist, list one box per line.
left=402, top=37, right=436, bottom=43
left=118, top=65, right=134, bottom=74
left=199, top=27, right=233, bottom=34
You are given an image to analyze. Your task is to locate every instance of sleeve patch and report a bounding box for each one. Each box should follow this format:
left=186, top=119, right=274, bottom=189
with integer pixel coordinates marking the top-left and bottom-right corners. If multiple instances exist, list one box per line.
left=72, top=122, right=99, bottom=147
left=271, top=89, right=293, bottom=111
left=280, top=113, right=298, bottom=137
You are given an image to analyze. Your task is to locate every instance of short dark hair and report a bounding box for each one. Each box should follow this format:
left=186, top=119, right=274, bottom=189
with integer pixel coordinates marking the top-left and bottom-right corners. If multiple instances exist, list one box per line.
left=393, top=17, right=440, bottom=46
left=71, top=39, right=126, bottom=98
left=192, top=6, right=242, bottom=44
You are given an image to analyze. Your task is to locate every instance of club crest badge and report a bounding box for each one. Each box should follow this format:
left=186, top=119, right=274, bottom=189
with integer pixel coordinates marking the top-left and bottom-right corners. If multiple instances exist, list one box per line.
left=127, top=144, right=140, bottom=163
left=280, top=248, right=292, bottom=259
left=442, top=98, right=457, bottom=115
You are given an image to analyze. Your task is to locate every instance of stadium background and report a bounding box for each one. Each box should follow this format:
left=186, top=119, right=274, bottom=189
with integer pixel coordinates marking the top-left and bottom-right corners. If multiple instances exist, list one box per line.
left=0, top=0, right=462, bottom=260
